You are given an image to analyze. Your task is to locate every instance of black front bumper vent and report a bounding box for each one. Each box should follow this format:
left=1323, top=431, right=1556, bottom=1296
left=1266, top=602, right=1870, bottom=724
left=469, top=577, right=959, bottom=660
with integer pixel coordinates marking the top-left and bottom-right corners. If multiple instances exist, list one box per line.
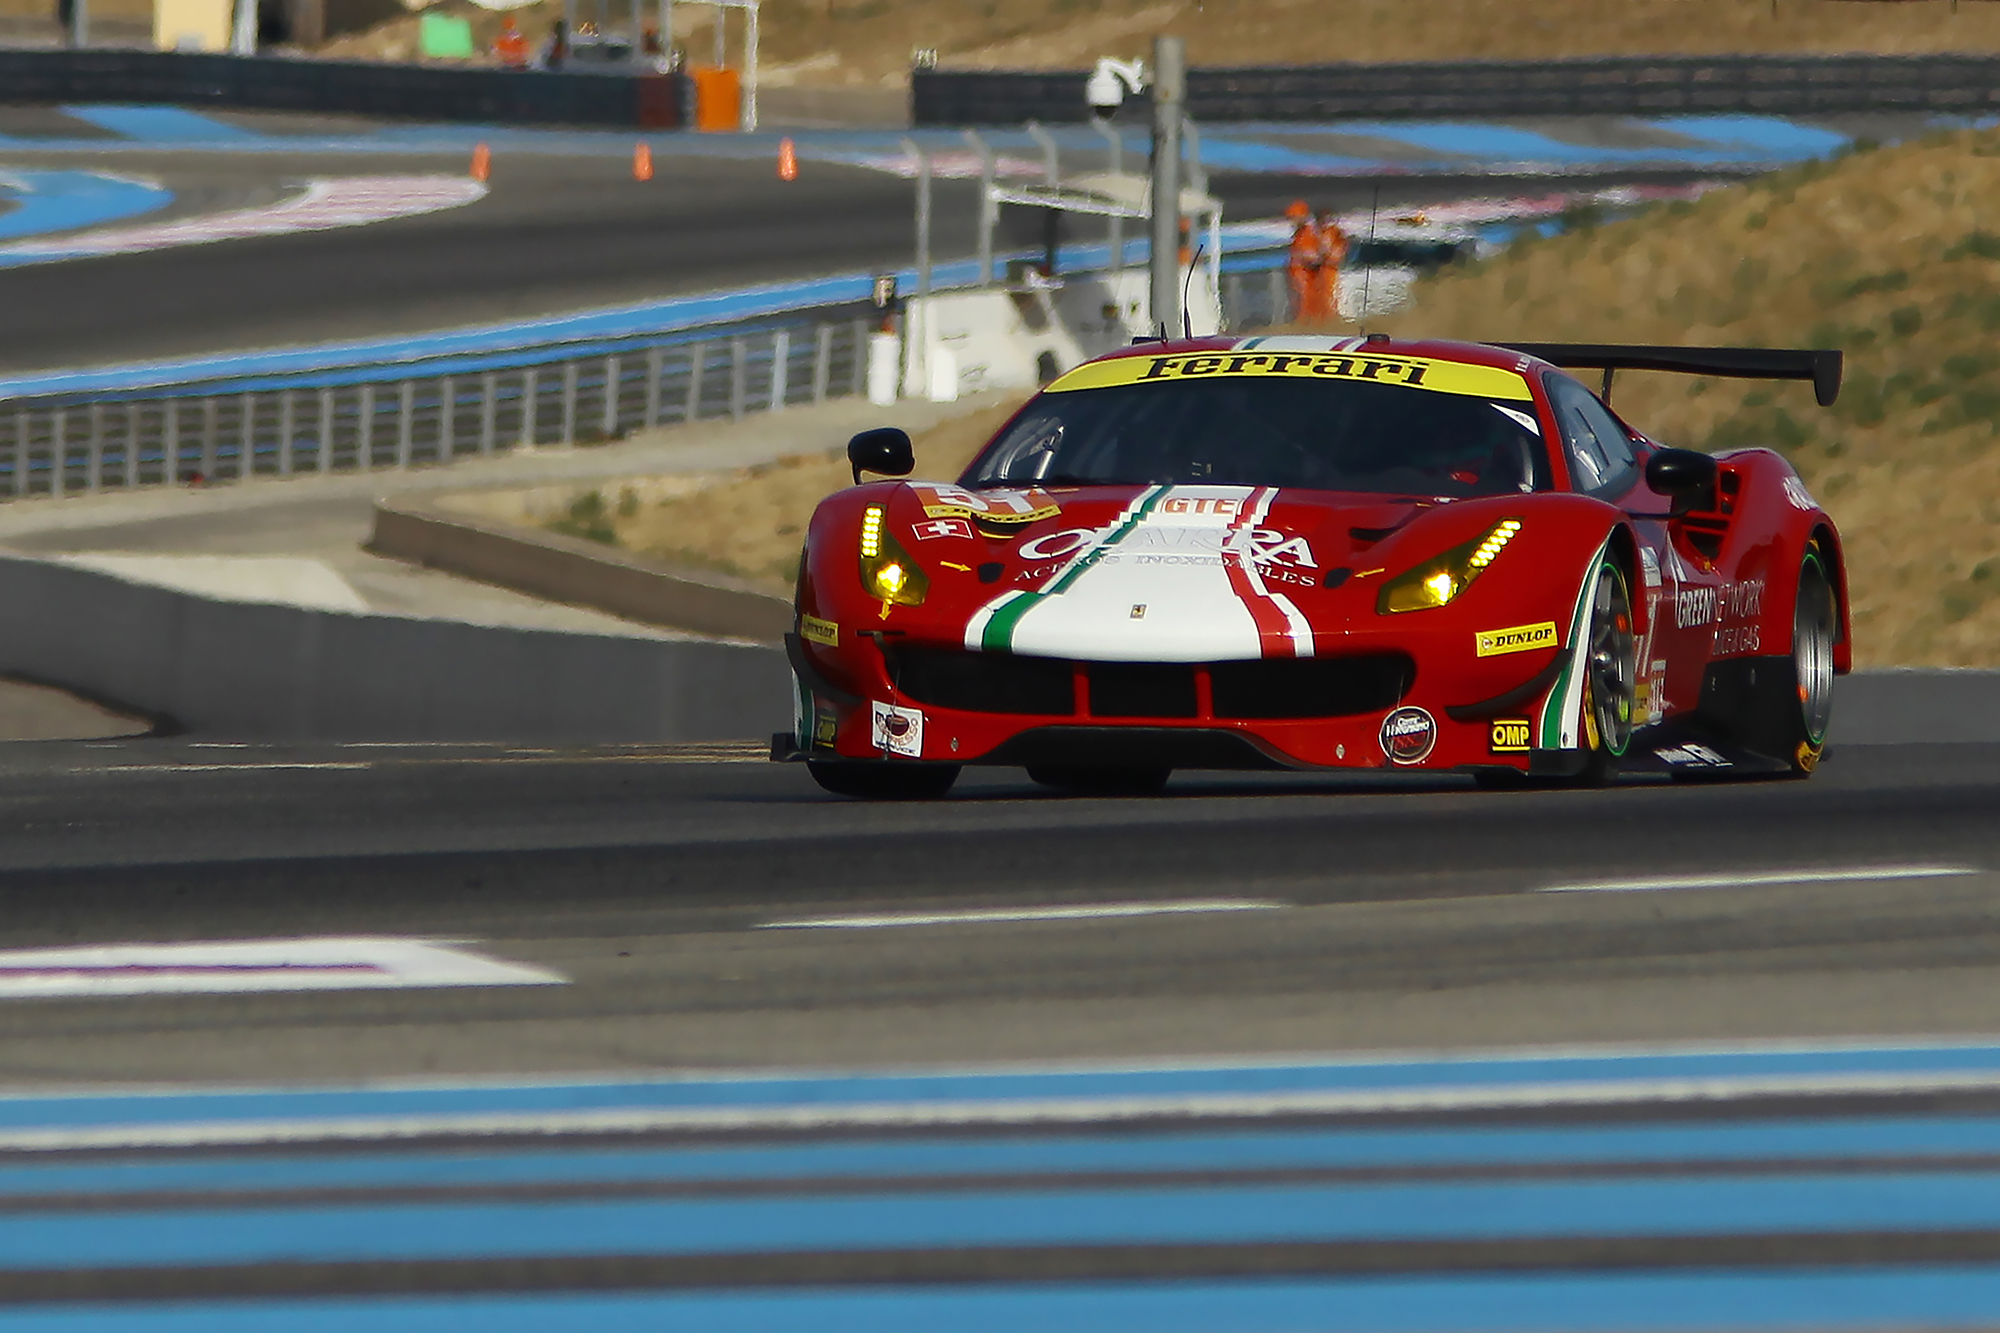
left=886, top=646, right=1074, bottom=715
left=883, top=646, right=1415, bottom=722
left=1209, top=654, right=1414, bottom=719
left=1087, top=663, right=1198, bottom=718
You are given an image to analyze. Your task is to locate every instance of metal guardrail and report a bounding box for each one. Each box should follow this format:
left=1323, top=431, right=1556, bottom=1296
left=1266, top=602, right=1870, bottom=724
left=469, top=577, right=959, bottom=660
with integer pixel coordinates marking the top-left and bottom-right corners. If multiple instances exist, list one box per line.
left=0, top=315, right=874, bottom=498
left=914, top=52, right=2000, bottom=125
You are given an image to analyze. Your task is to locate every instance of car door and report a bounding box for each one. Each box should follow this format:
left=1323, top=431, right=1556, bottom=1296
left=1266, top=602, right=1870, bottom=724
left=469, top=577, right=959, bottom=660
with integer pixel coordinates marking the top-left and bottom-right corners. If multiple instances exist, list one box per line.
left=1545, top=374, right=1715, bottom=728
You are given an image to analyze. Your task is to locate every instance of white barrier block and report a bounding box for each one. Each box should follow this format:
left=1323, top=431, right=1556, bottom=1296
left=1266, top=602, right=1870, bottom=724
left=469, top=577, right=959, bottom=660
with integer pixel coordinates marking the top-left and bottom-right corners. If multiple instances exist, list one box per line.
left=866, top=331, right=900, bottom=406
left=926, top=345, right=960, bottom=403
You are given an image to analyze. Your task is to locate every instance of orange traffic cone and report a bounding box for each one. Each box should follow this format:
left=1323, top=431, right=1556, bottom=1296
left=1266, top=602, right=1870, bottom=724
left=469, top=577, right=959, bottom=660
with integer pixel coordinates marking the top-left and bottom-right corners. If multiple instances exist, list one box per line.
left=470, top=142, right=491, bottom=182
left=633, top=142, right=653, bottom=182
left=778, top=137, right=798, bottom=182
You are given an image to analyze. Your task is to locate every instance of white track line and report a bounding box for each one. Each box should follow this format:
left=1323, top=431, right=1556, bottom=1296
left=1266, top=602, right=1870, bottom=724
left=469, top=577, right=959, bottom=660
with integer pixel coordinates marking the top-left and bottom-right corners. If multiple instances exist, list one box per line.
left=90, top=763, right=371, bottom=773
left=1541, top=865, right=1980, bottom=894
left=0, top=937, right=563, bottom=999
left=0, top=176, right=487, bottom=262
left=12, top=1068, right=2000, bottom=1154
left=759, top=899, right=1285, bottom=930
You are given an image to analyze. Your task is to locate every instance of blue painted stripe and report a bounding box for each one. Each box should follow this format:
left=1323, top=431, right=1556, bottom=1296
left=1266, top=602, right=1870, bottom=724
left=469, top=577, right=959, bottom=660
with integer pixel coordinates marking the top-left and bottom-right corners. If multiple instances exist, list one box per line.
left=7, top=1041, right=2000, bottom=1132
left=59, top=105, right=262, bottom=143
left=13, top=1269, right=2000, bottom=1333
left=1188, top=138, right=1382, bottom=173
left=0, top=271, right=899, bottom=400
left=11, top=1172, right=2000, bottom=1268
left=1299, top=119, right=1820, bottom=166
left=2, top=1113, right=2000, bottom=1198
left=1647, top=115, right=1851, bottom=156
left=0, top=172, right=172, bottom=242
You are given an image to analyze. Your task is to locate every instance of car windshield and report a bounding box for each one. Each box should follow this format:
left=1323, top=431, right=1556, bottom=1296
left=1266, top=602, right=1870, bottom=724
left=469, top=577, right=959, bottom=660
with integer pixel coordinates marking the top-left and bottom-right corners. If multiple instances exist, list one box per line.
left=963, top=354, right=1551, bottom=498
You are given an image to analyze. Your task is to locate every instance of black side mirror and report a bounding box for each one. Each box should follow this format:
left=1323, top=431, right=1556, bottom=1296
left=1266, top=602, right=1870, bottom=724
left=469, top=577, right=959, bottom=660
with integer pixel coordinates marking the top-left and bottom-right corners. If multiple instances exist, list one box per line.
left=847, top=427, right=914, bottom=485
left=1645, top=447, right=1718, bottom=516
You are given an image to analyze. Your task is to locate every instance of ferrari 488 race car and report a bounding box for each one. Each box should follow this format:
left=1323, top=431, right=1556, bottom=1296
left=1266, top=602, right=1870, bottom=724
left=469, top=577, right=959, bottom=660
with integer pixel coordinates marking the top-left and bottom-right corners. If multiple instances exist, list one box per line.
left=775, top=335, right=1849, bottom=799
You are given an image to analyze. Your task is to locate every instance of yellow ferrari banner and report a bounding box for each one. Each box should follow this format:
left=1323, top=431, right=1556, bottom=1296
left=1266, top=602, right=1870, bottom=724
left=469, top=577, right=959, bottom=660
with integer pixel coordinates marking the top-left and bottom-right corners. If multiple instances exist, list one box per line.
left=1046, top=350, right=1535, bottom=401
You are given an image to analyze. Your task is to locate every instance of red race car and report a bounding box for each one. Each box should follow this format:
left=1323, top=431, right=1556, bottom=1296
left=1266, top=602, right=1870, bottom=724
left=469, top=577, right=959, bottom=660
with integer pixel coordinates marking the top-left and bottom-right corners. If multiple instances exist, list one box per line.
left=776, top=336, right=1847, bottom=799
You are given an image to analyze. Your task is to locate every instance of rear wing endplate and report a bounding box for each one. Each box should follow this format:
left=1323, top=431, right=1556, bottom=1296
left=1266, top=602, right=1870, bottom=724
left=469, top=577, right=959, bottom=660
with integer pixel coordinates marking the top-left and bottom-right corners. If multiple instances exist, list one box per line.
left=1499, top=343, right=1842, bottom=408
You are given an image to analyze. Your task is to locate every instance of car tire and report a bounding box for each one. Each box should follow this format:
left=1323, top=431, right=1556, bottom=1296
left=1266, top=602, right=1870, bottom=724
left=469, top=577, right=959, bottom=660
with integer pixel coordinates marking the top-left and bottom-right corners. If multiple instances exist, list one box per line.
left=806, top=761, right=960, bottom=800
left=1026, top=765, right=1172, bottom=796
left=1668, top=544, right=1837, bottom=782
left=1571, top=556, right=1638, bottom=788
left=1779, top=546, right=1837, bottom=777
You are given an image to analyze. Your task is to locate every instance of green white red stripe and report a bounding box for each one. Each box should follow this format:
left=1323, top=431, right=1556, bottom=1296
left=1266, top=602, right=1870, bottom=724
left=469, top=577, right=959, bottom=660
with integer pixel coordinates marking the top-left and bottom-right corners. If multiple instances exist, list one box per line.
left=963, top=484, right=1318, bottom=662
left=1539, top=538, right=1612, bottom=749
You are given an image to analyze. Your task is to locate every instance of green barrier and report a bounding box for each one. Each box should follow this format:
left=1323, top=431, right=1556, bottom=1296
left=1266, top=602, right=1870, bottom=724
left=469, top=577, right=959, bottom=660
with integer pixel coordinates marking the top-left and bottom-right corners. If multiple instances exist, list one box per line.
left=419, top=12, right=476, bottom=59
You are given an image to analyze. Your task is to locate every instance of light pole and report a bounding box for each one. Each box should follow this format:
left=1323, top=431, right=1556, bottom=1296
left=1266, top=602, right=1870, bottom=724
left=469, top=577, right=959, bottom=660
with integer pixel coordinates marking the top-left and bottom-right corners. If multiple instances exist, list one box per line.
left=1148, top=35, right=1185, bottom=337
left=230, top=0, right=256, bottom=53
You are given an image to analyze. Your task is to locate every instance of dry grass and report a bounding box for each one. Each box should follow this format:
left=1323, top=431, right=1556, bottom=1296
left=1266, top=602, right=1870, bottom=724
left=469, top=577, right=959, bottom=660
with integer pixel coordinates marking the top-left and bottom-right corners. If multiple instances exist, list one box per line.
left=315, top=0, right=2000, bottom=81
left=544, top=399, right=1022, bottom=589
left=1375, top=125, right=2000, bottom=667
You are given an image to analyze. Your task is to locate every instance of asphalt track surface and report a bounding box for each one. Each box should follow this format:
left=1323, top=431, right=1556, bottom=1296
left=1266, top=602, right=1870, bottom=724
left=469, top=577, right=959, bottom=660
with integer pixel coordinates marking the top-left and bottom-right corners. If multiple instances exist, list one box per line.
left=1, top=737, right=1997, bottom=1084
left=0, top=155, right=1716, bottom=372
left=0, top=152, right=976, bottom=371
left=0, top=739, right=1994, bottom=1322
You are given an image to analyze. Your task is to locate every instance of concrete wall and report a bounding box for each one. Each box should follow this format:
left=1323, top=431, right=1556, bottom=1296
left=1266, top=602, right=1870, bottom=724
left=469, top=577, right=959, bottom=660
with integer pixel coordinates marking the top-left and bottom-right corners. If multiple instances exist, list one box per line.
left=0, top=553, right=789, bottom=742
left=369, top=498, right=793, bottom=644
left=0, top=51, right=683, bottom=129
left=915, top=54, right=2000, bottom=126
left=1830, top=669, right=2000, bottom=746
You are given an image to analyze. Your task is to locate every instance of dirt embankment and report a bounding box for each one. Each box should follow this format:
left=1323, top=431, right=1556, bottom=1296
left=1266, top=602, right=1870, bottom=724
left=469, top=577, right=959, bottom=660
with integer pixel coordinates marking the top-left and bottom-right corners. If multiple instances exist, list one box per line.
left=542, top=401, right=1020, bottom=589
left=1376, top=125, right=2000, bottom=668
left=316, top=0, right=2000, bottom=84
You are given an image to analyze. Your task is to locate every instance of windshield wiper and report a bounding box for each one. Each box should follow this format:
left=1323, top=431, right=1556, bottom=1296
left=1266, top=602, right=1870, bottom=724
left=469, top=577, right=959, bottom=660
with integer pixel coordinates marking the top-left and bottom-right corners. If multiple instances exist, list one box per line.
left=1019, top=473, right=1120, bottom=487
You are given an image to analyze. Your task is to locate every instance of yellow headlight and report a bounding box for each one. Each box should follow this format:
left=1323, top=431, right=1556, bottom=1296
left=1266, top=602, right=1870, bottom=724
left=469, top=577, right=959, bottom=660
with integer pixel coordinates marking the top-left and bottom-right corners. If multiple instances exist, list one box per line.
left=1378, top=519, right=1523, bottom=614
left=857, top=514, right=928, bottom=610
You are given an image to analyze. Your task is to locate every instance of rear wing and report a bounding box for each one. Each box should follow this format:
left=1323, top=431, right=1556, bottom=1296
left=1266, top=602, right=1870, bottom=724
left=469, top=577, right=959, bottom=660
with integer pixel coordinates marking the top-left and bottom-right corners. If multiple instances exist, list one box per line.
left=1499, top=343, right=1842, bottom=408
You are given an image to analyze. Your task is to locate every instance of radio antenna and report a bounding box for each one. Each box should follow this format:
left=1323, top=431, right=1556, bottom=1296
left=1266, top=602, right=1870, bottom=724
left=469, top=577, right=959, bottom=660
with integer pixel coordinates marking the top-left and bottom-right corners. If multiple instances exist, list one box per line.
left=1182, top=240, right=1206, bottom=339
left=1358, top=185, right=1381, bottom=334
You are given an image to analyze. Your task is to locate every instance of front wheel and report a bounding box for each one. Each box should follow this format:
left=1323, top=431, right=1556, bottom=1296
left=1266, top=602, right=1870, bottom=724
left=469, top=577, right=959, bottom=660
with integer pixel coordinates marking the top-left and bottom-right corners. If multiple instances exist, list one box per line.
left=1569, top=556, right=1637, bottom=787
left=807, top=761, right=960, bottom=800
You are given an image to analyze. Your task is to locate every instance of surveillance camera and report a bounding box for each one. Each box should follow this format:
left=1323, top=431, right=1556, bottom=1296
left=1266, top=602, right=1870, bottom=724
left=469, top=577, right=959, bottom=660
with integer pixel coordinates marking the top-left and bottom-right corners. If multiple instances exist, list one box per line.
left=1086, top=67, right=1125, bottom=117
